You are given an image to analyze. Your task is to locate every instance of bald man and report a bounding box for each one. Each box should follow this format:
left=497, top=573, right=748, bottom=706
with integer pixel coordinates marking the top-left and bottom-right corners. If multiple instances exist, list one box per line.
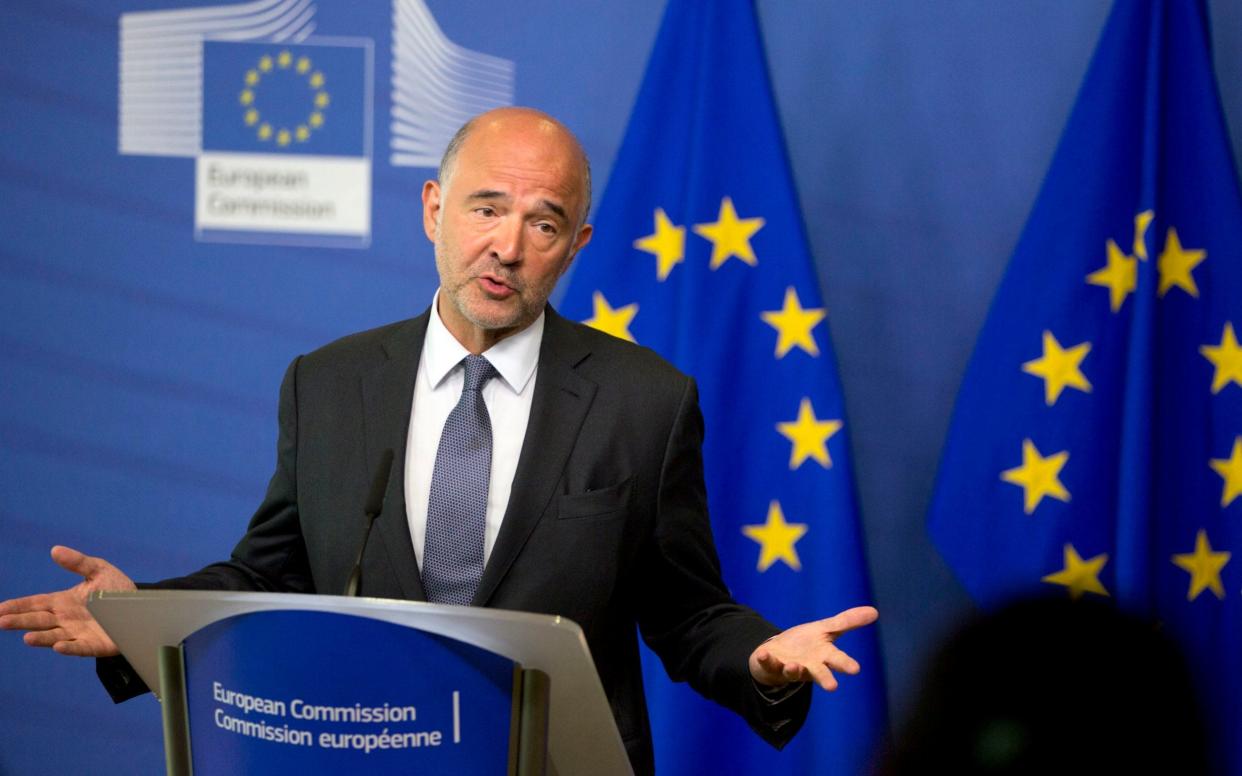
left=1, top=108, right=877, bottom=775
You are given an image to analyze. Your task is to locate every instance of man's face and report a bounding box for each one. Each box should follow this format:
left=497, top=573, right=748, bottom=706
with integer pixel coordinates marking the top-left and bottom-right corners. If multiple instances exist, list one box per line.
left=422, top=114, right=592, bottom=351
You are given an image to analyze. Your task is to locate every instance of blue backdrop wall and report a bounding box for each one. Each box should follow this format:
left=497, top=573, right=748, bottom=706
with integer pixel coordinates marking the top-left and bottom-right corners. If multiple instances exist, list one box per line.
left=3, top=1, right=1241, bottom=772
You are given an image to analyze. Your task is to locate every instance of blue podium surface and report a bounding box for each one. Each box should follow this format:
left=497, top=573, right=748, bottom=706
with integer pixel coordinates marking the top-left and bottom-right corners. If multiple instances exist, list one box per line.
left=88, top=591, right=633, bottom=776
left=183, top=610, right=514, bottom=772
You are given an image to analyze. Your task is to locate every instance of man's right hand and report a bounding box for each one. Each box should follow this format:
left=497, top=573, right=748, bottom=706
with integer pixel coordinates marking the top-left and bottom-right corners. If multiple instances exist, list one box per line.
left=0, top=546, right=136, bottom=657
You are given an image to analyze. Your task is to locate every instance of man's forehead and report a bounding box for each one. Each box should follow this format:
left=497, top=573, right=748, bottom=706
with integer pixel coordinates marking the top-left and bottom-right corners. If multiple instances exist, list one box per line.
left=468, top=111, right=580, bottom=164
left=462, top=125, right=577, bottom=170
left=438, top=108, right=591, bottom=221
left=453, top=136, right=581, bottom=199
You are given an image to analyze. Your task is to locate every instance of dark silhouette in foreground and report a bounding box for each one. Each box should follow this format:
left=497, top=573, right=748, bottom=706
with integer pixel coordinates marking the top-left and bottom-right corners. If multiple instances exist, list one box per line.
left=878, top=596, right=1210, bottom=775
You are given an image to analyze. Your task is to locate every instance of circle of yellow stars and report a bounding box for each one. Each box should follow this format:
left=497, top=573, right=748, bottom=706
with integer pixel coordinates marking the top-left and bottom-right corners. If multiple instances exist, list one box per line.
left=583, top=196, right=842, bottom=573
left=1006, top=210, right=1240, bottom=603
left=238, top=50, right=330, bottom=147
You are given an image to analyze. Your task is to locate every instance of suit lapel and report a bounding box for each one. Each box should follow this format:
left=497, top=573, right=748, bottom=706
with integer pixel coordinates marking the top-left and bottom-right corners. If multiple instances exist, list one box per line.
left=362, top=311, right=429, bottom=601
left=474, top=309, right=597, bottom=606
left=355, top=307, right=596, bottom=605
left=469, top=310, right=596, bottom=605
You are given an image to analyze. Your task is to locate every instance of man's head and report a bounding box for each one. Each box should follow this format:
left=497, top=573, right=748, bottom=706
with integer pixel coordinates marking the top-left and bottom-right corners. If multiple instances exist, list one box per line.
left=423, top=107, right=594, bottom=353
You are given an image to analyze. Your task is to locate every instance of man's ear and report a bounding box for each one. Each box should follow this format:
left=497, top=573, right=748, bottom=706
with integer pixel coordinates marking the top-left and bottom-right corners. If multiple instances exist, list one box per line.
left=421, top=180, right=442, bottom=242
left=565, top=223, right=593, bottom=272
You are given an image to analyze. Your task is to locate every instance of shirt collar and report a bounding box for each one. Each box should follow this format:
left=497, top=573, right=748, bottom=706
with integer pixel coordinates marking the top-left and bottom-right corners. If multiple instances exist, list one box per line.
left=423, top=290, right=544, bottom=394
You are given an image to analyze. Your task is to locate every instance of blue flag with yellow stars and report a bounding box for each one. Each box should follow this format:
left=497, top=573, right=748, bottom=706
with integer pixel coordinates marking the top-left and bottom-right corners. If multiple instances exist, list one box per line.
left=202, top=41, right=368, bottom=156
left=928, top=0, right=1242, bottom=770
left=559, top=0, right=886, bottom=772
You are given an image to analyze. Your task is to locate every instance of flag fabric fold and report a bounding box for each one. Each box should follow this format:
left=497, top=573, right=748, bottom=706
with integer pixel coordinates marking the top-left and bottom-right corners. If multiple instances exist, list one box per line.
left=560, top=0, right=886, bottom=772
left=928, top=1, right=1242, bottom=770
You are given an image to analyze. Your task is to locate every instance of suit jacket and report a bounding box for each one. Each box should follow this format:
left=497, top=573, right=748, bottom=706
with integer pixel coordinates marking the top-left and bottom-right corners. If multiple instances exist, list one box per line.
left=101, top=306, right=809, bottom=774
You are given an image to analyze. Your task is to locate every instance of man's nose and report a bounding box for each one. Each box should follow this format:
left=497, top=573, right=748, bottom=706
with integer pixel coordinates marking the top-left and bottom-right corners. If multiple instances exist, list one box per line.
left=490, top=217, right=523, bottom=264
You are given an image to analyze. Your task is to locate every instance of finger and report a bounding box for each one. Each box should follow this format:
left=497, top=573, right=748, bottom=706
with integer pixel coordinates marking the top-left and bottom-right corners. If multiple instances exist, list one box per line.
left=0, top=611, right=60, bottom=632
left=781, top=661, right=805, bottom=682
left=24, top=628, right=70, bottom=648
left=822, top=644, right=861, bottom=675
left=821, top=606, right=879, bottom=634
left=0, top=593, right=55, bottom=616
left=804, top=661, right=839, bottom=692
left=758, top=650, right=788, bottom=673
left=54, top=639, right=115, bottom=657
left=753, top=651, right=789, bottom=685
left=51, top=545, right=98, bottom=579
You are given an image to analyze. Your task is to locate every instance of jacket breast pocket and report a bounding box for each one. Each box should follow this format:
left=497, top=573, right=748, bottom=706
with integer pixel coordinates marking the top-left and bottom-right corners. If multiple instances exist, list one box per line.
left=557, top=476, right=633, bottom=520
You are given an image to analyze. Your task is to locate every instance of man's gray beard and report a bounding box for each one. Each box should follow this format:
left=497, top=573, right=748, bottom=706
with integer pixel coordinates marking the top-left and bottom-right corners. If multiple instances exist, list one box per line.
left=436, top=254, right=538, bottom=333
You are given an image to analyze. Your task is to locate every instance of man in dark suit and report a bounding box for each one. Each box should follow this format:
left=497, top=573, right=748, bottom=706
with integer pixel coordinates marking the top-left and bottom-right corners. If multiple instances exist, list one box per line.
left=0, top=107, right=878, bottom=774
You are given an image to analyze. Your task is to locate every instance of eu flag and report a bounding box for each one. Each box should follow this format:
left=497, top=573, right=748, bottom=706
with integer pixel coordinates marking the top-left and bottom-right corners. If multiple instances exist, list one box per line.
left=928, top=1, right=1242, bottom=771
left=559, top=0, right=887, bottom=772
left=202, top=40, right=368, bottom=157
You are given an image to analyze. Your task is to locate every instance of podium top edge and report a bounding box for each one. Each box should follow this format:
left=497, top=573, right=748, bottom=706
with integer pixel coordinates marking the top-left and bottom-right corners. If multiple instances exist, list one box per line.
left=88, top=589, right=580, bottom=634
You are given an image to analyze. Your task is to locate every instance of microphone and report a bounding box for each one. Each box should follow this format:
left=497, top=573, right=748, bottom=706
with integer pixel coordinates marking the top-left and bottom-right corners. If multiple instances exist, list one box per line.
left=343, top=448, right=394, bottom=597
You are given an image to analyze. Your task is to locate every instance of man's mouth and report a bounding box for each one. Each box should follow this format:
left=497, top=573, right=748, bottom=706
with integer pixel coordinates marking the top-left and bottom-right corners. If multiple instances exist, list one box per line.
left=477, top=274, right=516, bottom=298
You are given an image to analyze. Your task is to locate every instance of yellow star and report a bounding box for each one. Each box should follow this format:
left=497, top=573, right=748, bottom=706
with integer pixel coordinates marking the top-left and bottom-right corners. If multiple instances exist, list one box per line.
left=583, top=291, right=638, bottom=343
left=692, top=197, right=764, bottom=269
left=741, top=501, right=808, bottom=572
left=1021, top=330, right=1092, bottom=405
left=1157, top=227, right=1206, bottom=298
left=761, top=287, right=826, bottom=358
left=776, top=398, right=843, bottom=469
left=1172, top=529, right=1230, bottom=601
left=1200, top=322, right=1242, bottom=394
left=1132, top=210, right=1154, bottom=259
left=1042, top=544, right=1109, bottom=599
left=1085, top=239, right=1136, bottom=313
left=634, top=208, right=685, bottom=281
left=1000, top=439, right=1070, bottom=514
left=1137, top=207, right=1152, bottom=258
left=1210, top=436, right=1242, bottom=508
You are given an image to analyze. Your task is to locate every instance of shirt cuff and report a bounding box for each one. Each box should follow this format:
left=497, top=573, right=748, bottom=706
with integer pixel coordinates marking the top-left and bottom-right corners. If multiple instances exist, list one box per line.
left=752, top=676, right=804, bottom=705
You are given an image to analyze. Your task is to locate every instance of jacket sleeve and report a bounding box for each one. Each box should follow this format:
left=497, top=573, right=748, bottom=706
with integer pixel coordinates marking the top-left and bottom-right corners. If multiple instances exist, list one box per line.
left=636, top=377, right=811, bottom=748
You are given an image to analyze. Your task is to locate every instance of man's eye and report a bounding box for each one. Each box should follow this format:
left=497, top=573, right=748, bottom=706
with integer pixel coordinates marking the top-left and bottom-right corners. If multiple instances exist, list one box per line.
left=535, top=222, right=558, bottom=235
left=474, top=207, right=496, bottom=217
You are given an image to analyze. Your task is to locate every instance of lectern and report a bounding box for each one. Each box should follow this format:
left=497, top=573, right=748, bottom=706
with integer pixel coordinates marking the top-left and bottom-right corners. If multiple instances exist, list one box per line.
left=88, top=591, right=634, bottom=775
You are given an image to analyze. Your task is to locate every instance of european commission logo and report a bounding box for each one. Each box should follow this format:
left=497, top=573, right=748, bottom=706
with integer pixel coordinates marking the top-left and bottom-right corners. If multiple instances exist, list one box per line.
left=197, top=39, right=372, bottom=247
left=117, top=0, right=516, bottom=248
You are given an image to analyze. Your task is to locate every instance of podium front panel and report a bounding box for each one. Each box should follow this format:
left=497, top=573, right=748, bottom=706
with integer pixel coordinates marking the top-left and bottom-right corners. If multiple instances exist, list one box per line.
left=182, top=610, right=515, bottom=773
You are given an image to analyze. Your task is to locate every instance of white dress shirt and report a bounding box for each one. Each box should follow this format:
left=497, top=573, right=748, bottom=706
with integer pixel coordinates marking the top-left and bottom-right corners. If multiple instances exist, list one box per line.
left=405, top=292, right=542, bottom=569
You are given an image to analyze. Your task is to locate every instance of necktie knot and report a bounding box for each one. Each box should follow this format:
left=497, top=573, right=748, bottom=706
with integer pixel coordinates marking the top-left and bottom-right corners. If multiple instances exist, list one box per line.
left=462, top=355, right=497, bottom=393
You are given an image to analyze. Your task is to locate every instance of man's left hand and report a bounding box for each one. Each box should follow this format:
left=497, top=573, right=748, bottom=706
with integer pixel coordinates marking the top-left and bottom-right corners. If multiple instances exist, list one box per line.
left=748, top=606, right=879, bottom=691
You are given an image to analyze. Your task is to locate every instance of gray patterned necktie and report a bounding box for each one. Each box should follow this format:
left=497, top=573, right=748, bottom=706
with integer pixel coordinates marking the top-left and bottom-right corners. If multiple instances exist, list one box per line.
left=422, top=354, right=498, bottom=605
